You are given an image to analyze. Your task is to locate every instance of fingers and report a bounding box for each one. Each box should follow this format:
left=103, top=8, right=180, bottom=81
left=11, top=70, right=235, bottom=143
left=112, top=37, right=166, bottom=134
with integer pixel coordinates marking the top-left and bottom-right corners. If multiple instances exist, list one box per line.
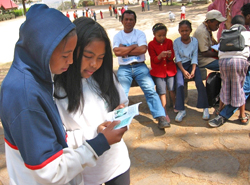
left=101, top=120, right=127, bottom=145
left=97, top=121, right=112, bottom=133
left=114, top=104, right=125, bottom=110
left=107, top=120, right=121, bottom=129
left=166, top=50, right=172, bottom=54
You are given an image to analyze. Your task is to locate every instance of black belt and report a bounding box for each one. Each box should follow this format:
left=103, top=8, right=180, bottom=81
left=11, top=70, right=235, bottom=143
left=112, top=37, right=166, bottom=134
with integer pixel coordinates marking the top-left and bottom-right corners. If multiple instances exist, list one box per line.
left=129, top=61, right=144, bottom=65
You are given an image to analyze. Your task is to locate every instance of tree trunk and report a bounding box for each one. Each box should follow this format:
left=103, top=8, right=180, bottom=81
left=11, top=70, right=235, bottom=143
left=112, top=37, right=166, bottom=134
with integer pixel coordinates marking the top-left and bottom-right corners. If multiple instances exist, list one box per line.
left=71, top=0, right=75, bottom=8
left=22, top=0, right=26, bottom=15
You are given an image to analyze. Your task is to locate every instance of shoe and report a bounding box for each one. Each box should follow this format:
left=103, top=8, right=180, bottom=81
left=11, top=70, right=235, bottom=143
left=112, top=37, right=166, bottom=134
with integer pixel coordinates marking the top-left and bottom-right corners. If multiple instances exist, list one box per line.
left=157, top=116, right=170, bottom=129
left=175, top=110, right=186, bottom=122
left=239, top=113, right=250, bottom=125
left=202, top=108, right=210, bottom=120
left=208, top=115, right=226, bottom=128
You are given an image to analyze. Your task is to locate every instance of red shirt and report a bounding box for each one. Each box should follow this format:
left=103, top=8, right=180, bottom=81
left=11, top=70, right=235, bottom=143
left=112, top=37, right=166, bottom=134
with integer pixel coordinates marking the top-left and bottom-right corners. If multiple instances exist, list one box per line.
left=141, top=1, right=145, bottom=7
left=148, top=37, right=177, bottom=78
left=121, top=8, right=125, bottom=14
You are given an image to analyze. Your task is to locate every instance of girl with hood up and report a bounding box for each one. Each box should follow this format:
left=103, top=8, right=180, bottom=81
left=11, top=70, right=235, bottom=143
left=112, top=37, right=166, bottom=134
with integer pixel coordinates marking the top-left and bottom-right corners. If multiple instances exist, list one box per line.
left=0, top=4, right=126, bottom=185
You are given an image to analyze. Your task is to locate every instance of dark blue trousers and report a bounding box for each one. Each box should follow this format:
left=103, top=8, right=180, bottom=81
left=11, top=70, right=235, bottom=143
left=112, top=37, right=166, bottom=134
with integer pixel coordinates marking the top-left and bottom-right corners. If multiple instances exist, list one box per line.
left=175, top=61, right=209, bottom=110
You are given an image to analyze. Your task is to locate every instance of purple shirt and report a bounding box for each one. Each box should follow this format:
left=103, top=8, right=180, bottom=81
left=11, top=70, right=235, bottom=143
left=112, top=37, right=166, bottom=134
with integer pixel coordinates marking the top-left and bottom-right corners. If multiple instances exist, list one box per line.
left=208, top=0, right=250, bottom=41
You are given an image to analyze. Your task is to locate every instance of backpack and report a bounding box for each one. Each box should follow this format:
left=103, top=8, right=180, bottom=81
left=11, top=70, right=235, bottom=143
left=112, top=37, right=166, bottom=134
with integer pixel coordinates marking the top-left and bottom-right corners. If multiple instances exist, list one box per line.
left=219, top=25, right=246, bottom=52
left=206, top=72, right=221, bottom=107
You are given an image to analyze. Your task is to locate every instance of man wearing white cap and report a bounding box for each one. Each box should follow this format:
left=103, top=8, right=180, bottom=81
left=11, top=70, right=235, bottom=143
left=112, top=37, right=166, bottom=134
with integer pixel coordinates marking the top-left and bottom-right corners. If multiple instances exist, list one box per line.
left=193, top=10, right=227, bottom=71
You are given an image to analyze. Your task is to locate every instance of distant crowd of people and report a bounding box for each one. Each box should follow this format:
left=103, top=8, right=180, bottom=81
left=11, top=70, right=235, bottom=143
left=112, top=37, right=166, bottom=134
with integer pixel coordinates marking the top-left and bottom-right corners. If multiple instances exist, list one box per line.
left=66, top=8, right=100, bottom=21
left=1, top=1, right=250, bottom=185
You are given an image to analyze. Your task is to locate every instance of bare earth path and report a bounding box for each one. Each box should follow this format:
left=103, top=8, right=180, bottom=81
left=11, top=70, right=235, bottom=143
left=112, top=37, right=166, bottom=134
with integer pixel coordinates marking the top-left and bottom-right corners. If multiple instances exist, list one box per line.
left=1, top=3, right=250, bottom=185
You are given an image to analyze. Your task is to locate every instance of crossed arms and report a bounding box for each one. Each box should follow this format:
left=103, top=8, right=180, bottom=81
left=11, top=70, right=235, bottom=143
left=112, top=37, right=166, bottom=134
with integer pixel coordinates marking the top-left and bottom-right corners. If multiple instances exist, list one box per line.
left=113, top=44, right=147, bottom=57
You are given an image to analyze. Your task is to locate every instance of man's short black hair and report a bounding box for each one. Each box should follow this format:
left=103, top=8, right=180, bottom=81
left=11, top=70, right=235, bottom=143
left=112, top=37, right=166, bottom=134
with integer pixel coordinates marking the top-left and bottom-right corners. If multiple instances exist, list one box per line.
left=231, top=15, right=245, bottom=25
left=241, top=3, right=250, bottom=17
left=121, top=10, right=137, bottom=22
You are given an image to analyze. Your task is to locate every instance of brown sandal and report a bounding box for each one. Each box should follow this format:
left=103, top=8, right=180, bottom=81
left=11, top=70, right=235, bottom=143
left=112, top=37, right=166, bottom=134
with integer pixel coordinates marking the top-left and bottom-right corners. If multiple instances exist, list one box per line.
left=239, top=113, right=250, bottom=125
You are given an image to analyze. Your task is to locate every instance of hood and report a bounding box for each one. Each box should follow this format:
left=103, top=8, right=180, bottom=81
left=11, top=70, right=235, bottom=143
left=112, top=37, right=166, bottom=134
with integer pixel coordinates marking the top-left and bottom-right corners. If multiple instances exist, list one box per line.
left=12, top=4, right=75, bottom=83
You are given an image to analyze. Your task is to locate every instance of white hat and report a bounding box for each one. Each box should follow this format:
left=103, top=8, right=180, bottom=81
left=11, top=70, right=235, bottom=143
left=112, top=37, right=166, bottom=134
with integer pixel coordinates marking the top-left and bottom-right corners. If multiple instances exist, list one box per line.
left=206, top=10, right=227, bottom=22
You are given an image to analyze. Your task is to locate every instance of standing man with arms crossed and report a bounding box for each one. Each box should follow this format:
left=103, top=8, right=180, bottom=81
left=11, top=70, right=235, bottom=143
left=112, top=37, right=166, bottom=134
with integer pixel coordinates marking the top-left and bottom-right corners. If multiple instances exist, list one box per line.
left=208, top=3, right=250, bottom=127
left=113, top=10, right=170, bottom=129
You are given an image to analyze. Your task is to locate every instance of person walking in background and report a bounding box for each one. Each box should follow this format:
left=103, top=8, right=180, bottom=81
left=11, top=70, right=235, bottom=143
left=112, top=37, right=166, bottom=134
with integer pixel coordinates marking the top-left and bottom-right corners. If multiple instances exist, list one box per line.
left=118, top=8, right=122, bottom=22
left=124, top=4, right=128, bottom=10
left=113, top=10, right=170, bottom=129
left=208, top=0, right=250, bottom=41
left=208, top=4, right=250, bottom=128
left=93, top=10, right=96, bottom=21
left=86, top=8, right=88, bottom=17
left=113, top=5, right=115, bottom=14
left=121, top=6, right=126, bottom=14
left=109, top=4, right=112, bottom=16
left=148, top=23, right=177, bottom=124
left=141, top=0, right=145, bottom=12
left=100, top=10, right=103, bottom=19
left=114, top=6, right=118, bottom=19
left=158, top=0, right=162, bottom=11
left=147, top=0, right=150, bottom=11
left=66, top=11, right=70, bottom=18
left=173, top=20, right=210, bottom=122
left=89, top=9, right=93, bottom=19
left=169, top=11, right=175, bottom=22
left=82, top=9, right=85, bottom=17
left=73, top=10, right=77, bottom=20
left=55, top=17, right=130, bottom=185
left=180, top=4, right=186, bottom=20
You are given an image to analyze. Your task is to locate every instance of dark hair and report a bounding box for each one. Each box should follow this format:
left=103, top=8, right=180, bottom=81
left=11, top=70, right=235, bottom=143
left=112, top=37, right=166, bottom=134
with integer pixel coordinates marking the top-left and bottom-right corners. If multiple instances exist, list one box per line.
left=179, top=20, right=192, bottom=30
left=241, top=3, right=250, bottom=17
left=121, top=10, right=137, bottom=22
left=231, top=15, right=245, bottom=25
left=54, top=17, right=120, bottom=113
left=152, top=23, right=167, bottom=33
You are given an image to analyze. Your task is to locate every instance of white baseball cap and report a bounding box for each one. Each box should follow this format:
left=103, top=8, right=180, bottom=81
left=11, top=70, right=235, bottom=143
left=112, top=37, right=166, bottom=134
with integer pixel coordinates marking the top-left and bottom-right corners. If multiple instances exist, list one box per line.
left=206, top=10, right=227, bottom=22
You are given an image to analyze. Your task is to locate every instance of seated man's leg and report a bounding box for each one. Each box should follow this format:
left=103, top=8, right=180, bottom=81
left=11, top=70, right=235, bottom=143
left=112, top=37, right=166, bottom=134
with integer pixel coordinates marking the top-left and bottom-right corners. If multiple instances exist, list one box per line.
left=133, top=63, right=165, bottom=119
left=117, top=65, right=133, bottom=97
left=202, top=59, right=219, bottom=71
